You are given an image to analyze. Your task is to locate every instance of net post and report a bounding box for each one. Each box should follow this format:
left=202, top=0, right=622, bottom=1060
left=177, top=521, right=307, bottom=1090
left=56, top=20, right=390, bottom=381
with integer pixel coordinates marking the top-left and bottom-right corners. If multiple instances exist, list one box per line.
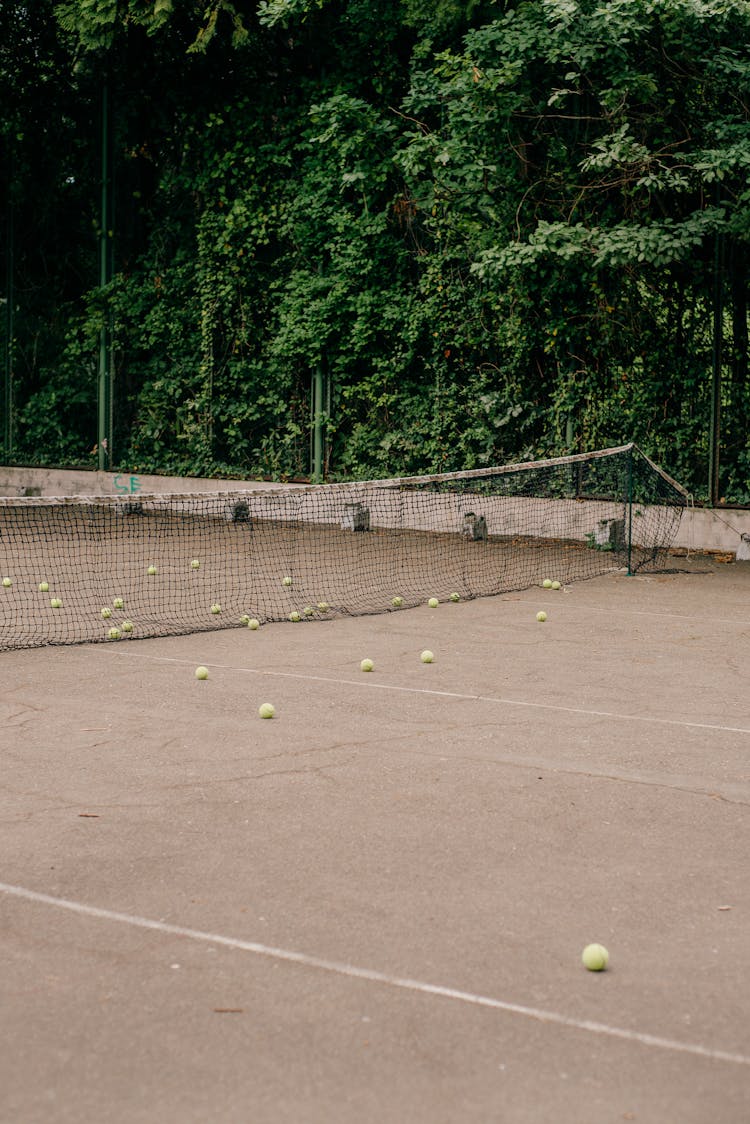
left=626, top=446, right=634, bottom=576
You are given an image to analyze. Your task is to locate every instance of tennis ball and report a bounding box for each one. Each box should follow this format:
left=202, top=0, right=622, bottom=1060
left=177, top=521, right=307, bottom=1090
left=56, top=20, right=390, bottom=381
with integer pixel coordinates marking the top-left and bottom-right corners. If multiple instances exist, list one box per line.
left=317, top=602, right=330, bottom=612
left=391, top=596, right=403, bottom=608
left=2, top=577, right=12, bottom=588
left=38, top=581, right=49, bottom=593
left=360, top=658, right=374, bottom=672
left=551, top=580, right=562, bottom=590
left=420, top=650, right=434, bottom=663
left=247, top=618, right=260, bottom=630
left=107, top=627, right=121, bottom=640
left=113, top=597, right=124, bottom=609
left=121, top=620, right=134, bottom=633
left=190, top=559, right=200, bottom=569
left=240, top=614, right=250, bottom=625
left=101, top=607, right=112, bottom=619
left=428, top=597, right=439, bottom=608
left=582, top=943, right=609, bottom=971
left=449, top=592, right=460, bottom=602
left=50, top=598, right=62, bottom=608
left=303, top=605, right=315, bottom=616
left=282, top=576, right=293, bottom=587
left=258, top=702, right=275, bottom=719
left=195, top=666, right=209, bottom=680
left=536, top=610, right=547, bottom=622
left=147, top=565, right=157, bottom=575
left=542, top=578, right=553, bottom=589
left=211, top=603, right=222, bottom=614
left=289, top=611, right=301, bottom=622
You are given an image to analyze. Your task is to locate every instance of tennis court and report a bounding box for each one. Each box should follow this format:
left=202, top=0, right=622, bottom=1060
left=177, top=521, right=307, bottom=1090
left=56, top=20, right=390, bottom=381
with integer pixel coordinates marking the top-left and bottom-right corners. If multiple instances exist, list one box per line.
left=1, top=557, right=748, bottom=1122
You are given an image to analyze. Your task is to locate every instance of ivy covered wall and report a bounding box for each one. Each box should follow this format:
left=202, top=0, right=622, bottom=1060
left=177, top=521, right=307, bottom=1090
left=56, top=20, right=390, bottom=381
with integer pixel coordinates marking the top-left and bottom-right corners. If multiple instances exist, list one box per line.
left=1, top=0, right=749, bottom=500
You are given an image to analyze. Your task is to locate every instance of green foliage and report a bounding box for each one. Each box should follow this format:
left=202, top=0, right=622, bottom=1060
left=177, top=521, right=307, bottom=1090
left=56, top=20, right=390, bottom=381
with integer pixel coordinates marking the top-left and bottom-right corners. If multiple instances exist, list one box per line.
left=2, top=0, right=750, bottom=504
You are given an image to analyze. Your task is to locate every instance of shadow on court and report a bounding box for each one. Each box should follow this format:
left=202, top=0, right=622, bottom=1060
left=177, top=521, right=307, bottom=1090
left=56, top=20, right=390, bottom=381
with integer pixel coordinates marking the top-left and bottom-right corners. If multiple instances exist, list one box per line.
left=1, top=560, right=749, bottom=1123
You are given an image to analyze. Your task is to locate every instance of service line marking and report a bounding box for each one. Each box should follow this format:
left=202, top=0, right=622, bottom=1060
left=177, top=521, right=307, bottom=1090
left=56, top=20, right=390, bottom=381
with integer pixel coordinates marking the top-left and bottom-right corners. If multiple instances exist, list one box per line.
left=117, top=652, right=750, bottom=738
left=1, top=880, right=747, bottom=1068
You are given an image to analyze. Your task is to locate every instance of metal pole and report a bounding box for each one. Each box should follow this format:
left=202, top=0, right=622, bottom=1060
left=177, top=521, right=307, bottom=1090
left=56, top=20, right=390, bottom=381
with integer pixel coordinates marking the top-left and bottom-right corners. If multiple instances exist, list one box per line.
left=97, top=79, right=112, bottom=471
left=626, top=446, right=634, bottom=576
left=708, top=213, right=723, bottom=505
left=3, top=153, right=13, bottom=455
left=311, top=362, right=324, bottom=482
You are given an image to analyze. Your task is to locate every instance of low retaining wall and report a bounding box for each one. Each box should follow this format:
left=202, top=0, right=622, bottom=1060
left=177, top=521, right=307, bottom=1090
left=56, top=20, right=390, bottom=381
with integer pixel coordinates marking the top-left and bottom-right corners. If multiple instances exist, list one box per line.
left=0, top=465, right=748, bottom=557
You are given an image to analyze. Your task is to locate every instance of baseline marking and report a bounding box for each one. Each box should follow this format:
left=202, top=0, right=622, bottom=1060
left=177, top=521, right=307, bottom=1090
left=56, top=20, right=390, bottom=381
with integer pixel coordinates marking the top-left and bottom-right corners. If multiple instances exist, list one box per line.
left=117, top=653, right=750, bottom=737
left=1, top=881, right=747, bottom=1068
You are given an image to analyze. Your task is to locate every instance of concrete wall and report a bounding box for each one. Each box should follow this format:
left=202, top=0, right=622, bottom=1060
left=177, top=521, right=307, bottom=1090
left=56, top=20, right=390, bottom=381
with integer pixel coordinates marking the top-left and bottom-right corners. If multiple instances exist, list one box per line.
left=1, top=464, right=748, bottom=555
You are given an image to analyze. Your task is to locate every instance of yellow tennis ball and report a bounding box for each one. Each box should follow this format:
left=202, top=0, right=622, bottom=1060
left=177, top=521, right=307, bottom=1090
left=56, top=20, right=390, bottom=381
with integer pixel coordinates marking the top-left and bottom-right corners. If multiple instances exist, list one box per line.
left=50, top=598, right=62, bottom=608
left=121, top=620, right=134, bottom=633
left=449, top=592, right=460, bottom=602
left=428, top=597, right=439, bottom=608
left=542, top=578, right=553, bottom=589
left=551, top=580, right=561, bottom=590
left=420, top=650, right=434, bottom=663
left=195, top=666, right=209, bottom=680
left=101, top=607, right=112, bottom=619
left=258, top=702, right=275, bottom=719
left=360, top=658, right=374, bottom=672
left=147, top=565, right=157, bottom=575
left=38, top=581, right=49, bottom=593
left=211, top=603, right=222, bottom=614
left=536, top=611, right=547, bottom=622
left=190, top=559, right=200, bottom=569
left=113, top=597, right=124, bottom=609
left=303, top=605, right=315, bottom=616
left=289, top=611, right=301, bottom=622
left=247, top=618, right=260, bottom=630
left=2, top=577, right=12, bottom=588
left=317, top=602, right=330, bottom=611
left=582, top=943, right=609, bottom=971
left=240, top=614, right=251, bottom=626
left=108, top=627, right=121, bottom=640
left=282, top=576, right=293, bottom=587
left=391, top=596, right=403, bottom=608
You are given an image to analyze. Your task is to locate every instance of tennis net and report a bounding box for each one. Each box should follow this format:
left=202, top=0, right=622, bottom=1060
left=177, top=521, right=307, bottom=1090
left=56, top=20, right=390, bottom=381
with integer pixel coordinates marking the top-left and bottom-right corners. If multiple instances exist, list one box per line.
left=0, top=443, right=687, bottom=650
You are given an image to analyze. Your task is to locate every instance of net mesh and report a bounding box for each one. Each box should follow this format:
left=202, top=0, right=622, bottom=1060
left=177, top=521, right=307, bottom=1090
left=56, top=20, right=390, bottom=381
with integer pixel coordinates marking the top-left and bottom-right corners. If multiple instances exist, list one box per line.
left=0, top=444, right=686, bottom=651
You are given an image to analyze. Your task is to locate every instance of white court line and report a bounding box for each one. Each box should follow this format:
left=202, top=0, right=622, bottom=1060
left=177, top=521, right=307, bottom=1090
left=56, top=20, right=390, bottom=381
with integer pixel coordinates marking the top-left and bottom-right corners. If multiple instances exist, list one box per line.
left=118, top=652, right=750, bottom=737
left=1, top=881, right=747, bottom=1068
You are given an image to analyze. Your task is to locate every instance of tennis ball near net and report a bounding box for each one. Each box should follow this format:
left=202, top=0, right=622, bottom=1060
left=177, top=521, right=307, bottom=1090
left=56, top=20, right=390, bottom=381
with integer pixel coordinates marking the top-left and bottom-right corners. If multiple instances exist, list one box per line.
left=420, top=650, right=434, bottom=663
left=542, top=578, right=553, bottom=589
left=101, top=607, right=112, bottom=619
left=391, top=596, right=403, bottom=608
left=108, top=627, right=121, bottom=641
left=113, top=597, right=124, bottom=609
left=211, top=603, right=222, bottom=614
left=247, top=618, right=260, bottom=630
left=147, top=565, right=158, bottom=575
left=38, top=581, right=49, bottom=593
left=190, top=559, right=201, bottom=569
left=536, top=611, right=547, bottom=622
left=258, top=702, right=275, bottom=719
left=582, top=943, right=609, bottom=971
left=551, top=580, right=562, bottom=591
left=360, top=658, right=374, bottom=672
left=449, top=592, right=460, bottom=602
left=317, top=602, right=330, bottom=612
left=289, top=611, right=301, bottom=622
left=2, top=577, right=12, bottom=588
left=50, top=598, right=62, bottom=608
left=195, top=666, right=209, bottom=680
left=121, top=621, right=134, bottom=633
left=428, top=597, right=439, bottom=608
left=281, top=576, right=293, bottom=587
